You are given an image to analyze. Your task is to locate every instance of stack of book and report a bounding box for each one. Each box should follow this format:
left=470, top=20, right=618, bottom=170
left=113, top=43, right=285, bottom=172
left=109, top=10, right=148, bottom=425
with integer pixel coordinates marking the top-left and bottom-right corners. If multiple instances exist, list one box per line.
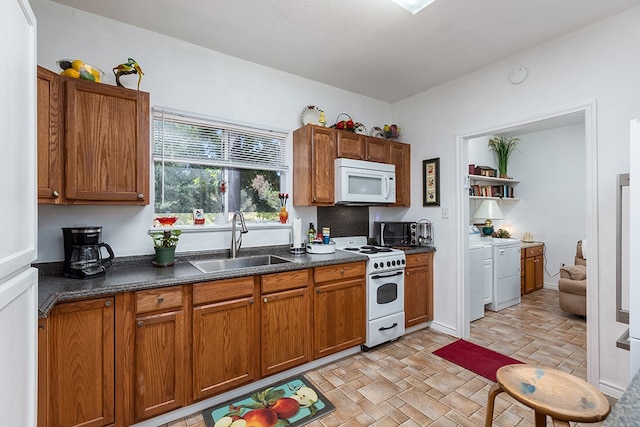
left=470, top=184, right=515, bottom=198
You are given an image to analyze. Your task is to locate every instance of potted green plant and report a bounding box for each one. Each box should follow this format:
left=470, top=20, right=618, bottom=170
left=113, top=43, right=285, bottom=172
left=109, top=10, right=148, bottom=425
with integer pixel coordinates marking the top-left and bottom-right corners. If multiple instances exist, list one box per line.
left=488, top=135, right=520, bottom=178
left=150, top=229, right=182, bottom=266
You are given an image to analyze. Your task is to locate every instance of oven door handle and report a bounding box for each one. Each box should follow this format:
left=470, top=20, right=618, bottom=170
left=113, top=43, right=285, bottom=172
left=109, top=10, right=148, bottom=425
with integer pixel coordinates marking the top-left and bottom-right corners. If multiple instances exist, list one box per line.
left=379, top=323, right=398, bottom=331
left=370, top=271, right=403, bottom=279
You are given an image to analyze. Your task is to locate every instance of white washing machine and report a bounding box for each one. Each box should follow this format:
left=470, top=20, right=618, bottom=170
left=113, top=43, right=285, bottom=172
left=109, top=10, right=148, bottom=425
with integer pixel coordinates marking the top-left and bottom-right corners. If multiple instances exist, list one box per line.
left=488, top=238, right=521, bottom=311
left=469, top=226, right=492, bottom=321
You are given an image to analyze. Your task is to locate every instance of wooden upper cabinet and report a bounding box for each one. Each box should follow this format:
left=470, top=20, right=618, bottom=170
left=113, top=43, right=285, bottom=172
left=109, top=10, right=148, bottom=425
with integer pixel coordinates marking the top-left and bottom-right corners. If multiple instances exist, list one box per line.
left=293, top=125, right=336, bottom=206
left=365, top=137, right=390, bottom=163
left=389, top=141, right=411, bottom=207
left=64, top=78, right=150, bottom=204
left=37, top=66, right=63, bottom=203
left=36, top=66, right=150, bottom=205
left=336, top=132, right=365, bottom=160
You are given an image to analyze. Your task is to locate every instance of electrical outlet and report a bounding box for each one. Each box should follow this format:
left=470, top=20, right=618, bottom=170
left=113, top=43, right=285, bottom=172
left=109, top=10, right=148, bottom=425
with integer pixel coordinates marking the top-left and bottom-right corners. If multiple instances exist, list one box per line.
left=442, top=207, right=449, bottom=219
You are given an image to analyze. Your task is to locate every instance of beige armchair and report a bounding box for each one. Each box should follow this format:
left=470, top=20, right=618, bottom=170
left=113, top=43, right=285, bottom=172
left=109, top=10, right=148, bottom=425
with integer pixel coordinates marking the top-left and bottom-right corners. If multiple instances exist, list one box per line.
left=558, top=240, right=586, bottom=316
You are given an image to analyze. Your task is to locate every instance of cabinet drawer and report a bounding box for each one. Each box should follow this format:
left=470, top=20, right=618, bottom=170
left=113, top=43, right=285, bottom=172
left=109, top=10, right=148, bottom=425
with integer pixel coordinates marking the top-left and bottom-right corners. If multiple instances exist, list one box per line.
left=136, top=287, right=183, bottom=314
left=314, top=262, right=365, bottom=285
left=261, top=269, right=309, bottom=294
left=406, top=252, right=433, bottom=268
left=525, top=245, right=544, bottom=257
left=193, top=277, right=255, bottom=305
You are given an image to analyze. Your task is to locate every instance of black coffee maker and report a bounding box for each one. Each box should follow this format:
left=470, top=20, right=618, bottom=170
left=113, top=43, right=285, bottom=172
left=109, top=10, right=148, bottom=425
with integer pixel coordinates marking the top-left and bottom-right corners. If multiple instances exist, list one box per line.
left=62, top=226, right=115, bottom=278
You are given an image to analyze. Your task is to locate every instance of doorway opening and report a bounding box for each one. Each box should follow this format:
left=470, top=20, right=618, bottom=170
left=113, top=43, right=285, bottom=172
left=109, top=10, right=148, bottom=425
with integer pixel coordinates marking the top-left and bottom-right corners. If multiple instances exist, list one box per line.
left=455, top=102, right=599, bottom=384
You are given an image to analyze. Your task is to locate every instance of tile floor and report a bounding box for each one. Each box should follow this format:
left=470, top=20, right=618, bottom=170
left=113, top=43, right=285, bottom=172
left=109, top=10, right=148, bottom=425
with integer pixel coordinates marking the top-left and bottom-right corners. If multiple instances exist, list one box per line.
left=166, top=288, right=607, bottom=427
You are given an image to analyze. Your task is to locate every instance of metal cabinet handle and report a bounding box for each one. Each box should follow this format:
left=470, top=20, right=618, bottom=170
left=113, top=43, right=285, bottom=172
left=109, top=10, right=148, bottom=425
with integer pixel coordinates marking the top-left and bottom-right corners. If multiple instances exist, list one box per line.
left=52, top=190, right=60, bottom=197
left=137, top=320, right=143, bottom=327
left=137, top=193, right=144, bottom=199
left=263, top=297, right=268, bottom=303
left=249, top=299, right=254, bottom=305
left=340, top=269, right=345, bottom=275
left=316, top=289, right=320, bottom=294
left=157, top=296, right=164, bottom=303
left=104, top=301, right=112, bottom=307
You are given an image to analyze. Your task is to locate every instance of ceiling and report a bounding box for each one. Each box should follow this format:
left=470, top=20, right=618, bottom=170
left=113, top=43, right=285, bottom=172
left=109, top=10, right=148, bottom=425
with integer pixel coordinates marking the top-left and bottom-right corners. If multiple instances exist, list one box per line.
left=49, top=0, right=638, bottom=103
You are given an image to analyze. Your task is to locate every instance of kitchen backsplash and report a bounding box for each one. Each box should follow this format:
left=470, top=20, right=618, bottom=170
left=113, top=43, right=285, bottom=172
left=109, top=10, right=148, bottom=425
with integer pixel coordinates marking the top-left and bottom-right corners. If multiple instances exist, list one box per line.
left=317, top=206, right=369, bottom=238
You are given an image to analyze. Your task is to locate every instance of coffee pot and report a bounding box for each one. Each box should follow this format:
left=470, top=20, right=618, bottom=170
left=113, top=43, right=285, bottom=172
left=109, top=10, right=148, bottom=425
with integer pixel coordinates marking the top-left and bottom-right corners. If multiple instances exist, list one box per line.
left=62, top=226, right=114, bottom=278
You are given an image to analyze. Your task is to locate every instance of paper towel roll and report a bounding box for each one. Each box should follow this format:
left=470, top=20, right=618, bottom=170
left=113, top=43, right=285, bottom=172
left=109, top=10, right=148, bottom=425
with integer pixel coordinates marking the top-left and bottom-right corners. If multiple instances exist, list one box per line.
left=293, top=217, right=303, bottom=248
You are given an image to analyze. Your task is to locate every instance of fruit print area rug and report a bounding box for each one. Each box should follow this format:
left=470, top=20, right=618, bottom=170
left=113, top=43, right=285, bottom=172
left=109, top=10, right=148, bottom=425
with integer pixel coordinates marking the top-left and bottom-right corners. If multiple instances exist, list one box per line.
left=432, top=339, right=524, bottom=382
left=202, top=375, right=335, bottom=427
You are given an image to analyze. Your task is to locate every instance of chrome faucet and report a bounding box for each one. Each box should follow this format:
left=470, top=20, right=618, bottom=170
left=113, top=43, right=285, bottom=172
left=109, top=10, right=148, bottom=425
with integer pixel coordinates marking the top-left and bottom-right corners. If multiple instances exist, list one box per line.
left=230, top=210, right=248, bottom=258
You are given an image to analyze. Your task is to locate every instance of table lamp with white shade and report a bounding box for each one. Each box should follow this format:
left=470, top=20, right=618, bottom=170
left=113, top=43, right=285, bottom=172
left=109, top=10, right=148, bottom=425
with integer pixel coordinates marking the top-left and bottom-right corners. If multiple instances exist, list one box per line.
left=472, top=199, right=504, bottom=237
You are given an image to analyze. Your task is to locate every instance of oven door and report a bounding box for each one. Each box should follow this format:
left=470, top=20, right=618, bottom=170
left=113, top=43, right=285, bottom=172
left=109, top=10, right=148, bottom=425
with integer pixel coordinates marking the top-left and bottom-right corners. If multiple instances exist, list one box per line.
left=368, top=269, right=404, bottom=320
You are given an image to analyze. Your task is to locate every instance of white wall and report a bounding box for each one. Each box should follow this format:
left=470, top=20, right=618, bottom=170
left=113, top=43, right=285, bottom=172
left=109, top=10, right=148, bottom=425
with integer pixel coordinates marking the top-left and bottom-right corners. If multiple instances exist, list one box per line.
left=469, top=124, right=587, bottom=287
left=392, top=7, right=640, bottom=391
left=31, top=0, right=392, bottom=262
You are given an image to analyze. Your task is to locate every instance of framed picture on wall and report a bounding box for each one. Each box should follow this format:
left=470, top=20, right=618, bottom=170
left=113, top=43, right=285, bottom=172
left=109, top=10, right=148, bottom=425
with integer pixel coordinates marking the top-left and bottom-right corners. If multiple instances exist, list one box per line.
left=423, top=158, right=440, bottom=206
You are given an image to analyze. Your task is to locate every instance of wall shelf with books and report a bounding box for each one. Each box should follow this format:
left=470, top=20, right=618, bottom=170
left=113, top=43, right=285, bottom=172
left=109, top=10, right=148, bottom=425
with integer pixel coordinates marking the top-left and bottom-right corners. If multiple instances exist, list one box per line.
left=468, top=175, right=520, bottom=200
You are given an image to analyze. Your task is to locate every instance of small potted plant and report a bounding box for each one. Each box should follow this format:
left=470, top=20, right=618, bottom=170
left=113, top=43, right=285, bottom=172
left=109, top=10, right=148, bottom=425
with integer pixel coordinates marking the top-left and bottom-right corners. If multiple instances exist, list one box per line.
left=150, top=229, right=182, bottom=266
left=488, top=135, right=520, bottom=178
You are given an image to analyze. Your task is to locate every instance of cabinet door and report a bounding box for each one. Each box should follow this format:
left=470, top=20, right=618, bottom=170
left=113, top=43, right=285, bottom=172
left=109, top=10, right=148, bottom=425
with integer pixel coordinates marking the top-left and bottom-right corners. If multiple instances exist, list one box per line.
left=310, top=127, right=336, bottom=205
left=46, top=297, right=115, bottom=427
left=483, top=258, right=493, bottom=304
left=37, top=66, right=63, bottom=203
left=261, top=287, right=311, bottom=377
left=404, top=253, right=434, bottom=328
left=193, top=296, right=256, bottom=400
left=293, top=125, right=336, bottom=206
left=524, top=256, right=536, bottom=294
left=337, top=132, right=364, bottom=160
left=389, top=142, right=410, bottom=207
left=534, top=254, right=544, bottom=290
left=365, top=137, right=390, bottom=163
left=64, top=78, right=149, bottom=204
left=314, top=278, right=366, bottom=358
left=133, top=309, right=187, bottom=421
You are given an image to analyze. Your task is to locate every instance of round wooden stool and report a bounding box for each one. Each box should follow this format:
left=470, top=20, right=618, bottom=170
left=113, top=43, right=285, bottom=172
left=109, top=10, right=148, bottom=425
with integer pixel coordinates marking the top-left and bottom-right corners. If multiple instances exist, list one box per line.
left=485, top=365, right=610, bottom=427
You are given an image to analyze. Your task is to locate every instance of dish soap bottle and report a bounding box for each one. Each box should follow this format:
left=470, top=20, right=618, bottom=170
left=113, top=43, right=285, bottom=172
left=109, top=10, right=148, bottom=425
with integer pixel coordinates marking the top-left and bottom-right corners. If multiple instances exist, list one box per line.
left=308, top=223, right=316, bottom=243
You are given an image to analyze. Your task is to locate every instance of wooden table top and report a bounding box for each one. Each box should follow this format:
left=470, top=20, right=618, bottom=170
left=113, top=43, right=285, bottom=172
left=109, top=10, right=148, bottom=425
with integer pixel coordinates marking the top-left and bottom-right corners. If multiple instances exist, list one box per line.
left=496, top=365, right=610, bottom=422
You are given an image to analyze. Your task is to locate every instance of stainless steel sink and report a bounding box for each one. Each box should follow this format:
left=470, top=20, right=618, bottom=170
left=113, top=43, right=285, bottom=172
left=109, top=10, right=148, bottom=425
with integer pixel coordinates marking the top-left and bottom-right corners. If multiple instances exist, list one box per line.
left=190, top=255, right=291, bottom=273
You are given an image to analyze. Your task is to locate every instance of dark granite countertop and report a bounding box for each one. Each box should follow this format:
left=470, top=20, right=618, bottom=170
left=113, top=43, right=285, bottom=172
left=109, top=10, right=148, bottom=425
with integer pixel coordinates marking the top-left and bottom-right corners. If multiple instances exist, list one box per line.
left=36, top=245, right=368, bottom=318
left=603, top=370, right=640, bottom=426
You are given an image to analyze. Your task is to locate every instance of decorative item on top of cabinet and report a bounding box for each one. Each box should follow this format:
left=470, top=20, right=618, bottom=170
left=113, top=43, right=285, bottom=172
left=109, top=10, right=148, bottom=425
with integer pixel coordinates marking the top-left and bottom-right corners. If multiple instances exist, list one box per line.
left=313, top=262, right=366, bottom=358
left=260, top=269, right=312, bottom=377
left=36, top=65, right=150, bottom=205
left=404, top=252, right=434, bottom=328
left=192, top=277, right=258, bottom=401
left=112, top=58, right=144, bottom=90
left=293, top=125, right=336, bottom=206
left=38, top=297, right=116, bottom=427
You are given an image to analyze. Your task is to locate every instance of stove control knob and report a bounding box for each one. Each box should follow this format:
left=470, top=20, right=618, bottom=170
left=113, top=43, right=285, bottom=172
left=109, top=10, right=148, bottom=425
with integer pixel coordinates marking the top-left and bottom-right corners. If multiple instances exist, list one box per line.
left=401, top=259, right=406, bottom=265
left=387, top=261, right=391, bottom=267
left=392, top=260, right=396, bottom=266
left=374, top=262, right=379, bottom=269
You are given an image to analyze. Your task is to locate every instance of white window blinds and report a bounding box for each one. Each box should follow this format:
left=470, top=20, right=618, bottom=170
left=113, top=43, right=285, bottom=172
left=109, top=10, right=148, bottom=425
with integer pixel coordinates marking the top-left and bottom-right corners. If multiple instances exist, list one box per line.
left=153, top=108, right=288, bottom=171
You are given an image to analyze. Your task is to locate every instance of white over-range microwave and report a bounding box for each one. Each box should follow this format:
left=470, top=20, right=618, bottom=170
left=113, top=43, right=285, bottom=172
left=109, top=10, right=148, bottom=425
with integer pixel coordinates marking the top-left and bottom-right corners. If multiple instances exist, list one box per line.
left=334, top=158, right=396, bottom=205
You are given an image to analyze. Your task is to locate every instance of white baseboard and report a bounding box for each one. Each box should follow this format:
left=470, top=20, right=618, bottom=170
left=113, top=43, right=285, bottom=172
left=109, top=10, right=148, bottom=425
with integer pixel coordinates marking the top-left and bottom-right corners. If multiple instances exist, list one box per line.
left=428, top=320, right=459, bottom=337
left=599, top=380, right=626, bottom=400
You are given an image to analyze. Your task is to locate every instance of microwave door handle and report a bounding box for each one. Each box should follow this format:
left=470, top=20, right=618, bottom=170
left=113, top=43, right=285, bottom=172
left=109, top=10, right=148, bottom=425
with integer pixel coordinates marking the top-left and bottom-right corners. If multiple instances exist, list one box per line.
left=383, top=176, right=390, bottom=199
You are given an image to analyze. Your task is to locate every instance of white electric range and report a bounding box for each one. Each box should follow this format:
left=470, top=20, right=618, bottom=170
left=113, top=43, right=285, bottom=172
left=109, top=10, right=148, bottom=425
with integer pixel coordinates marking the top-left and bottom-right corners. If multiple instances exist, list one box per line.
left=333, top=236, right=406, bottom=350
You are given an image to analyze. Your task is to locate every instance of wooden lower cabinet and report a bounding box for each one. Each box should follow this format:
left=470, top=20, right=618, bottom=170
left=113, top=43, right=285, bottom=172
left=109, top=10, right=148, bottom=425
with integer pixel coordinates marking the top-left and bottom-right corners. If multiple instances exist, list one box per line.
left=260, top=269, right=312, bottom=377
left=39, top=297, right=115, bottom=427
left=128, top=286, right=189, bottom=423
left=522, top=243, right=545, bottom=294
left=404, top=252, right=434, bottom=328
left=313, top=262, right=366, bottom=358
left=192, top=277, right=258, bottom=401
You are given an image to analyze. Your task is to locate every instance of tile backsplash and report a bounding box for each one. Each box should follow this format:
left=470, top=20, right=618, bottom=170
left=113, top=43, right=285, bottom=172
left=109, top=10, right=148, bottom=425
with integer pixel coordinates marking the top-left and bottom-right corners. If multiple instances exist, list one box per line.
left=317, top=206, right=369, bottom=238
